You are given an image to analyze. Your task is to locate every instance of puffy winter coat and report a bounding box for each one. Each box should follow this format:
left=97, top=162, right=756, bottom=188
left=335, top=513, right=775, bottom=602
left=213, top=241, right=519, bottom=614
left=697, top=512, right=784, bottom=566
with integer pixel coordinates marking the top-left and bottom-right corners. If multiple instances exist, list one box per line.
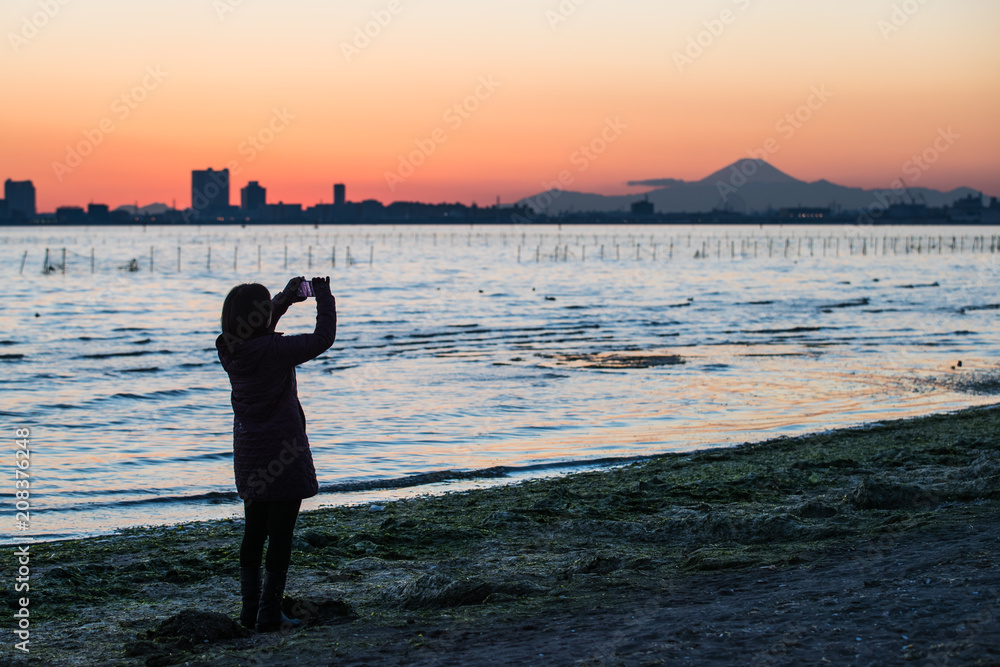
left=216, top=289, right=337, bottom=501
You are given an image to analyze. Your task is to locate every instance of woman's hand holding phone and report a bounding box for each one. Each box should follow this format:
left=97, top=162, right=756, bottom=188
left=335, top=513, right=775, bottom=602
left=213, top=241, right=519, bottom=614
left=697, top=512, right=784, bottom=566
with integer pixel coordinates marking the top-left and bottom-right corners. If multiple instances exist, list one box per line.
left=283, top=276, right=308, bottom=303
left=310, top=276, right=331, bottom=298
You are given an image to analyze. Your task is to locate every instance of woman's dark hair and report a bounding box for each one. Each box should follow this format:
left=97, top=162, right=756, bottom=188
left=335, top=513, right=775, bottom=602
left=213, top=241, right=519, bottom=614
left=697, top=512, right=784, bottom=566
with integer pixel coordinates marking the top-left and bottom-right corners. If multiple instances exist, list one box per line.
left=221, top=283, right=272, bottom=349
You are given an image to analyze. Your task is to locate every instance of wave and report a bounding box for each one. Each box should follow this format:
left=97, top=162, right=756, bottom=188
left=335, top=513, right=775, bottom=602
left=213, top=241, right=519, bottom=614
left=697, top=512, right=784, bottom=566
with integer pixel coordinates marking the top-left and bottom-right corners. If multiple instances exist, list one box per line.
left=40, top=490, right=241, bottom=511
left=105, top=387, right=201, bottom=401
left=38, top=455, right=653, bottom=513
left=747, top=326, right=828, bottom=335
left=78, top=349, right=174, bottom=359
left=958, top=304, right=1000, bottom=314
left=315, top=455, right=651, bottom=494
left=819, top=298, right=870, bottom=309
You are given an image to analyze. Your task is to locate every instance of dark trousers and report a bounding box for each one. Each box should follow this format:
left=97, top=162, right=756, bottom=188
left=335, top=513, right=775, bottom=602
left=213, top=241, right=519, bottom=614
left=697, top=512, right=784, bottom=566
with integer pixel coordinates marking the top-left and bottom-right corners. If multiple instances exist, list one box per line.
left=240, top=498, right=302, bottom=572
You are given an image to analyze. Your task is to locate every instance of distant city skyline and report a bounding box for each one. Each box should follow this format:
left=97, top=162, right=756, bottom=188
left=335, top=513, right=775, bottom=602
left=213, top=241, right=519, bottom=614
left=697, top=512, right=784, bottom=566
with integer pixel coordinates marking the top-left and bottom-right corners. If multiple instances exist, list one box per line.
left=2, top=1, right=998, bottom=211
left=3, top=159, right=997, bottom=225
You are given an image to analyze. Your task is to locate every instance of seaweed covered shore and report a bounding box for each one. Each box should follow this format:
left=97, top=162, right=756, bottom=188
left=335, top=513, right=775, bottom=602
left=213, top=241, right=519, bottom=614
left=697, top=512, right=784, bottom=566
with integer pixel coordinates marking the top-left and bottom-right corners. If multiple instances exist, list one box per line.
left=12, top=405, right=1000, bottom=666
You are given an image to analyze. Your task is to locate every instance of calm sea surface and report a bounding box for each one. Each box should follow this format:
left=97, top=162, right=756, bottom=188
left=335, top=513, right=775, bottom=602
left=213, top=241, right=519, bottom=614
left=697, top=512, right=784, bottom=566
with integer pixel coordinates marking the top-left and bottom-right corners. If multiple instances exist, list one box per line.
left=2, top=223, right=999, bottom=541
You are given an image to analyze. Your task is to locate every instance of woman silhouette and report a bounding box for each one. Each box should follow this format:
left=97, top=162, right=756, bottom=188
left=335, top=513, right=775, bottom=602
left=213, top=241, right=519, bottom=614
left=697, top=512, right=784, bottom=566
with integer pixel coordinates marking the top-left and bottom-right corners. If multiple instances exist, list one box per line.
left=216, top=275, right=336, bottom=631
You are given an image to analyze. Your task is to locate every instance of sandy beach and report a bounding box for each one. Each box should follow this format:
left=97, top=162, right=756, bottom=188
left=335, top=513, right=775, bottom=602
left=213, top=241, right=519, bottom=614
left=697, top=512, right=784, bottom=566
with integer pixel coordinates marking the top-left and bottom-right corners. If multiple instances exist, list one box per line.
left=16, top=404, right=1000, bottom=666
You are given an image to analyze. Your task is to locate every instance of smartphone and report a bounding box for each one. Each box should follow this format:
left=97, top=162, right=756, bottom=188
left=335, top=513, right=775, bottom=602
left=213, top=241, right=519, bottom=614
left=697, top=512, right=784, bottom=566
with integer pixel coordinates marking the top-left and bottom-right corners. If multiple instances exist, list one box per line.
left=297, top=280, right=314, bottom=298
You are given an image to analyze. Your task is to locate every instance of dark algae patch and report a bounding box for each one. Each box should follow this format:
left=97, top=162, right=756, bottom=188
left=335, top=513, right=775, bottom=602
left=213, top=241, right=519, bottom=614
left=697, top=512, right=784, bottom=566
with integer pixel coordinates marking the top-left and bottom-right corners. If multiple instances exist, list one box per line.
left=27, top=404, right=1000, bottom=665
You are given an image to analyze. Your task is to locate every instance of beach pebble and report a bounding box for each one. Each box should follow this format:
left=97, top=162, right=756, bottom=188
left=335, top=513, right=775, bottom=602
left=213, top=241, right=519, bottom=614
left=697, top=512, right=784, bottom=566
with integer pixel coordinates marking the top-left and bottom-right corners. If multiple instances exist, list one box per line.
left=369, top=504, right=386, bottom=512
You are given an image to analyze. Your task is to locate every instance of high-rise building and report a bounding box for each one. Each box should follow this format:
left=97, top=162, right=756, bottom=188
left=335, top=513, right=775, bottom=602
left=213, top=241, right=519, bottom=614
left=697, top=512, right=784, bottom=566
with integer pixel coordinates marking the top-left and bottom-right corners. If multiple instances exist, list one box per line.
left=4, top=179, right=36, bottom=219
left=0, top=199, right=8, bottom=220
left=334, top=183, right=346, bottom=207
left=241, top=181, right=267, bottom=212
left=88, top=203, right=110, bottom=223
left=191, top=169, right=230, bottom=217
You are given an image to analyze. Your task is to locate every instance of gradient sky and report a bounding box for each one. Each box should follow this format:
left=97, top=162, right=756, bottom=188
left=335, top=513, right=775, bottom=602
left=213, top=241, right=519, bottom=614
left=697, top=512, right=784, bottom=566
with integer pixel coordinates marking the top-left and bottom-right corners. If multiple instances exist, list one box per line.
left=2, top=0, right=999, bottom=211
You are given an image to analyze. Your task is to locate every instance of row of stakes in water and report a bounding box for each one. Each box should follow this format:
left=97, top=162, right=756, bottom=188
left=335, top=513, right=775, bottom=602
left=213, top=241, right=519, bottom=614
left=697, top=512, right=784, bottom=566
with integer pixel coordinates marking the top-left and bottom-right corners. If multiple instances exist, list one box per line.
left=25, top=245, right=371, bottom=274
left=21, top=234, right=1000, bottom=275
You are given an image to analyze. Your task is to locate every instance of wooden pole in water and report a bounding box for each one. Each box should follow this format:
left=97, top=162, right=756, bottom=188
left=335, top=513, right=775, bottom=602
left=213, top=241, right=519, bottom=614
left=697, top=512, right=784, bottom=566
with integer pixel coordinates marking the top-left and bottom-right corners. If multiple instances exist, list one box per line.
left=150, top=246, right=154, bottom=272
left=517, top=245, right=521, bottom=263
left=62, top=248, right=66, bottom=274
left=178, top=246, right=182, bottom=272
left=369, top=245, right=374, bottom=267
left=308, top=245, right=313, bottom=270
left=44, top=248, right=49, bottom=273
left=91, top=248, right=95, bottom=274
left=332, top=246, right=336, bottom=267
left=207, top=246, right=212, bottom=271
left=284, top=245, right=288, bottom=269
left=20, top=251, right=28, bottom=275
left=234, top=246, right=238, bottom=272
left=258, top=245, right=262, bottom=271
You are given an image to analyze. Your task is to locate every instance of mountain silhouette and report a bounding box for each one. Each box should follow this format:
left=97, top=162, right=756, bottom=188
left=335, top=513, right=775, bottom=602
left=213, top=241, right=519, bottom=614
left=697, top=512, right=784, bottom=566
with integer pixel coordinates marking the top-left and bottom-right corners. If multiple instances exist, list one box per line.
left=521, top=160, right=981, bottom=215
left=696, top=159, right=801, bottom=186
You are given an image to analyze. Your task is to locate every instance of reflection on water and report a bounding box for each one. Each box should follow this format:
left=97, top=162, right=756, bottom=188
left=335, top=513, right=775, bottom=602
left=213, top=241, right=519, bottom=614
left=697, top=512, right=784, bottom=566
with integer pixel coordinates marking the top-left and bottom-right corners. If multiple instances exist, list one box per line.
left=1, top=223, right=998, bottom=540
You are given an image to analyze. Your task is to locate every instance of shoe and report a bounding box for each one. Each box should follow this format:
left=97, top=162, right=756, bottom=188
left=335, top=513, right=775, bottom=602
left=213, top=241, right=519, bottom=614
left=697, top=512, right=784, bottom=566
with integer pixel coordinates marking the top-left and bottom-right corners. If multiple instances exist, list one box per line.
left=239, top=566, right=262, bottom=630
left=256, top=569, right=302, bottom=632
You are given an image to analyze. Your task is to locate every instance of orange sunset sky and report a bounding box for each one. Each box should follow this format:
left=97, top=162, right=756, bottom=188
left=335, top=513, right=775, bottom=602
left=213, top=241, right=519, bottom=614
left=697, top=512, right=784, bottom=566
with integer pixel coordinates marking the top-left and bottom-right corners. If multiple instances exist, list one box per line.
left=2, top=0, right=999, bottom=212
